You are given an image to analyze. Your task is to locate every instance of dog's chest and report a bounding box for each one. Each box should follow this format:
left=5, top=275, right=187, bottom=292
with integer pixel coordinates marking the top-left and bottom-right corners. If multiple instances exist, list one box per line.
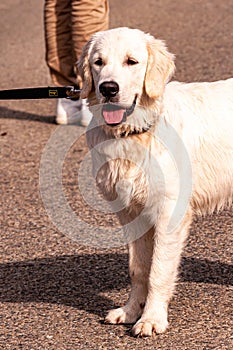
left=90, top=135, right=161, bottom=215
left=96, top=157, right=148, bottom=210
left=87, top=125, right=175, bottom=218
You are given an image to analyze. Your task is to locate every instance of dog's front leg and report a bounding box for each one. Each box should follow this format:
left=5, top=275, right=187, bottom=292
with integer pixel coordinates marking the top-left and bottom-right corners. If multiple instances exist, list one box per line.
left=105, top=228, right=154, bottom=325
left=132, top=205, right=192, bottom=337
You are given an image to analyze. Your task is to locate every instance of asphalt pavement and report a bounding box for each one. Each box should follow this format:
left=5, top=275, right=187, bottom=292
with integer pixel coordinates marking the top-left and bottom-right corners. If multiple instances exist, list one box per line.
left=0, top=0, right=232, bottom=349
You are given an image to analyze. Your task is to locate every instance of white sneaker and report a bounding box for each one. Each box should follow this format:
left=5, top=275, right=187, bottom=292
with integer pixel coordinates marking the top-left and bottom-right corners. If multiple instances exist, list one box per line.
left=56, top=98, right=92, bottom=127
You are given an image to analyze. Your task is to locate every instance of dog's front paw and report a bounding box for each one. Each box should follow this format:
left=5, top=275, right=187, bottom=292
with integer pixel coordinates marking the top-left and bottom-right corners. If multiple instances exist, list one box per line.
left=105, top=307, right=140, bottom=325
left=132, top=317, right=169, bottom=337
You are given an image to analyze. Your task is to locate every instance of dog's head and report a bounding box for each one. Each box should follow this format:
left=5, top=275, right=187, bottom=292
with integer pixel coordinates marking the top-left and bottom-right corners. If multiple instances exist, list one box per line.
left=77, top=27, right=175, bottom=136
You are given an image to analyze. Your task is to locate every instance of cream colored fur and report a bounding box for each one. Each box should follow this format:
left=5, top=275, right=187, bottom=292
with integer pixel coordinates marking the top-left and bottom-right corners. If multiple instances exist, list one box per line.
left=77, top=27, right=233, bottom=337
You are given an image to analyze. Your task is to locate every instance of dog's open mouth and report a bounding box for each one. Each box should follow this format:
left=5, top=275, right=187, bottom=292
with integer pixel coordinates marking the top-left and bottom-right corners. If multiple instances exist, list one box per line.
left=102, top=96, right=137, bottom=126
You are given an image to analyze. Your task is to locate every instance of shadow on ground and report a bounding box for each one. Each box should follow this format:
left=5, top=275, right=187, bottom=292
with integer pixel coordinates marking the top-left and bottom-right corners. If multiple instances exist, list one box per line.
left=0, top=106, right=55, bottom=124
left=0, top=253, right=232, bottom=316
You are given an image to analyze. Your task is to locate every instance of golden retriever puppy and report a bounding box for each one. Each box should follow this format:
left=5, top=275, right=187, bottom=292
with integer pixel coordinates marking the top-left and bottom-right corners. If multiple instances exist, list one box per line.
left=77, top=27, right=233, bottom=337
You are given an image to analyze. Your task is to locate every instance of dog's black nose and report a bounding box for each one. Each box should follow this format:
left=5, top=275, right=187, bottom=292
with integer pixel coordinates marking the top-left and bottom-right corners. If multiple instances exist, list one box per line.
left=99, top=81, right=119, bottom=98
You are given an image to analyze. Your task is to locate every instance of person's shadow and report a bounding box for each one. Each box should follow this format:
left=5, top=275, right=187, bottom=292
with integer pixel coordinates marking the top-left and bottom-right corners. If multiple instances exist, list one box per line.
left=0, top=253, right=232, bottom=318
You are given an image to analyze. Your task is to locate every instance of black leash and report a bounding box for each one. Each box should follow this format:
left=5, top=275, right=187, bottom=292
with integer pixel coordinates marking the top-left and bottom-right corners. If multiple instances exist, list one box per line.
left=0, top=86, right=81, bottom=100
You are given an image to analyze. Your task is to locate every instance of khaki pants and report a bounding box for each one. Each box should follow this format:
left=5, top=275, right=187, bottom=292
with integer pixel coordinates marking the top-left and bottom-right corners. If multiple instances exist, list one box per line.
left=44, top=0, right=109, bottom=86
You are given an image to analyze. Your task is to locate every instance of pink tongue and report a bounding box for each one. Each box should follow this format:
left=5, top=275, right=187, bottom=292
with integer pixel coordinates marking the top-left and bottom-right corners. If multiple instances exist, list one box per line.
left=102, top=109, right=125, bottom=124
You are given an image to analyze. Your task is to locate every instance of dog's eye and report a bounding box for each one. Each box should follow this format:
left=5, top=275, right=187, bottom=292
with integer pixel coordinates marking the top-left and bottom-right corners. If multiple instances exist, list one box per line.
left=94, top=58, right=103, bottom=66
left=127, top=58, right=139, bottom=66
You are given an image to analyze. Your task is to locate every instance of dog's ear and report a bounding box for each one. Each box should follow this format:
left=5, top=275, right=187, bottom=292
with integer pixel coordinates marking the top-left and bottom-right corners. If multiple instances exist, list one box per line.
left=77, top=38, right=95, bottom=99
left=144, top=35, right=175, bottom=99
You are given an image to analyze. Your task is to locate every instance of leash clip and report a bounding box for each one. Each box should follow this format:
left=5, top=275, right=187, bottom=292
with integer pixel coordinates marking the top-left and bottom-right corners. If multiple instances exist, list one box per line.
left=65, top=86, right=81, bottom=100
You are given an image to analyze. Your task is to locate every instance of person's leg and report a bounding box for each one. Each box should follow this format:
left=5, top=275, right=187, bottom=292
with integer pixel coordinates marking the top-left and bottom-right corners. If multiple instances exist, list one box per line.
left=44, top=0, right=109, bottom=86
left=72, top=0, right=109, bottom=82
left=44, top=0, right=109, bottom=125
left=44, top=0, right=78, bottom=86
left=60, top=0, right=108, bottom=126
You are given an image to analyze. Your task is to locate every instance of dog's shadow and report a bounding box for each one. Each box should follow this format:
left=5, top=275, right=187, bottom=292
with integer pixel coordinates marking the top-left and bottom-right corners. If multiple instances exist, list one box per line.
left=0, top=105, right=55, bottom=124
left=0, top=253, right=232, bottom=317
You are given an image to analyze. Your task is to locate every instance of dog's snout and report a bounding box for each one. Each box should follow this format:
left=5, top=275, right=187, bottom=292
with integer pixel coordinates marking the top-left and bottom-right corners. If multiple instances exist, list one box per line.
left=99, top=81, right=119, bottom=98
